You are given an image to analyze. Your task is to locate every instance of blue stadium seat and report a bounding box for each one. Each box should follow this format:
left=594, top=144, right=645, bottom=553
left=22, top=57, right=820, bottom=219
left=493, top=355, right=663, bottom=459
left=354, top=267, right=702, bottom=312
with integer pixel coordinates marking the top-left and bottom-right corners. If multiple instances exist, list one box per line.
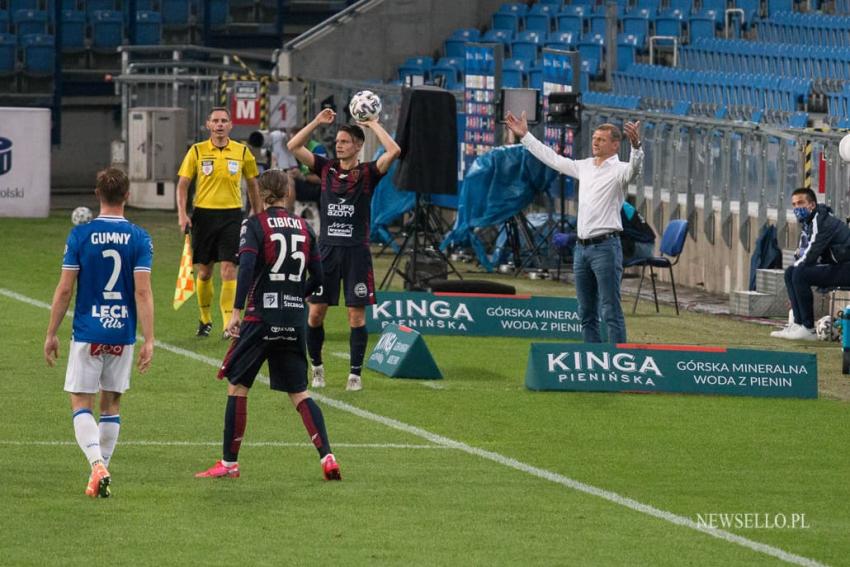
left=59, top=9, right=86, bottom=51
left=161, top=0, right=191, bottom=26
left=21, top=32, right=54, bottom=74
left=525, top=12, right=552, bottom=33
left=547, top=30, right=577, bottom=49
left=444, top=28, right=480, bottom=58
left=0, top=32, right=17, bottom=75
left=492, top=12, right=521, bottom=32
left=504, top=57, right=532, bottom=71
left=134, top=10, right=162, bottom=45
left=689, top=16, right=715, bottom=42
left=90, top=9, right=123, bottom=49
left=655, top=10, right=684, bottom=40
left=9, top=0, right=39, bottom=13
left=501, top=67, right=525, bottom=87
left=431, top=63, right=462, bottom=90
left=616, top=42, right=636, bottom=71
left=528, top=65, right=542, bottom=89
left=556, top=13, right=584, bottom=37
left=767, top=0, right=793, bottom=16
left=13, top=9, right=48, bottom=38
left=0, top=12, right=9, bottom=34
left=498, top=2, right=528, bottom=15
left=588, top=14, right=609, bottom=36
left=578, top=35, right=604, bottom=78
left=84, top=0, right=114, bottom=16
left=622, top=13, right=650, bottom=39
left=208, top=0, right=229, bottom=29
left=45, top=0, right=84, bottom=11
left=482, top=28, right=513, bottom=49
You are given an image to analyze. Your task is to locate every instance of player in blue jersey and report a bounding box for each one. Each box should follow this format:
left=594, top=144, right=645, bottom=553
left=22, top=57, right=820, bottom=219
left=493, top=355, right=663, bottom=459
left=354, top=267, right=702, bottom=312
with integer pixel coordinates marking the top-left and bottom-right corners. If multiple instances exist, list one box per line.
left=44, top=168, right=155, bottom=498
left=195, top=169, right=342, bottom=481
left=288, top=108, right=400, bottom=392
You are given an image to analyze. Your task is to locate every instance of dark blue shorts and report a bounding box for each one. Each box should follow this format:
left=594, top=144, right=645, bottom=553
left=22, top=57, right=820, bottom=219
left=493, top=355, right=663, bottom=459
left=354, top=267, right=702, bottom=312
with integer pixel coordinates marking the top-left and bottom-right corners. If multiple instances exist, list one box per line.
left=218, top=322, right=307, bottom=393
left=309, top=244, right=376, bottom=307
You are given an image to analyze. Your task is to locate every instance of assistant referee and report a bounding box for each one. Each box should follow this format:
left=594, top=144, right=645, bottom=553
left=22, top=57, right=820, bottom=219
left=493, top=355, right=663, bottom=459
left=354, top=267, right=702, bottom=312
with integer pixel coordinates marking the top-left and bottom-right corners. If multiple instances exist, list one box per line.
left=177, top=107, right=261, bottom=338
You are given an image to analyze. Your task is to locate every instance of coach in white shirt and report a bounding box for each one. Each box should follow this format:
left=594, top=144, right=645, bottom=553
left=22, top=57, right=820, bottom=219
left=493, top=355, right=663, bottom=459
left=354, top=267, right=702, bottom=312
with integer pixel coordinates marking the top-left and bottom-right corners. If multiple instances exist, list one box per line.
left=505, top=111, right=643, bottom=343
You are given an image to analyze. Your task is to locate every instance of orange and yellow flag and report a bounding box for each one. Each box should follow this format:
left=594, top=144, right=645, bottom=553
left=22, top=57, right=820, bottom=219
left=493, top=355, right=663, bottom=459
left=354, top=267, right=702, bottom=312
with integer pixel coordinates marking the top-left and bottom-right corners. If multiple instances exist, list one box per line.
left=173, top=234, right=195, bottom=310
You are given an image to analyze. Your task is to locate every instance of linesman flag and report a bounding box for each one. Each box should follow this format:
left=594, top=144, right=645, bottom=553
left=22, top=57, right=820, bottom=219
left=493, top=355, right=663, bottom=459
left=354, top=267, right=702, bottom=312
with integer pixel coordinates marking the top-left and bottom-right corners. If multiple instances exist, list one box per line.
left=173, top=234, right=195, bottom=310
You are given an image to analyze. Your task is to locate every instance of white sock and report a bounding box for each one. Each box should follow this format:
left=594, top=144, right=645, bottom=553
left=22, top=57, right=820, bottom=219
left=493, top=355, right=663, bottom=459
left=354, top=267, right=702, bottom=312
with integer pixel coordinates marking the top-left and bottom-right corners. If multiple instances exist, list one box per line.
left=72, top=409, right=103, bottom=467
left=99, top=415, right=121, bottom=468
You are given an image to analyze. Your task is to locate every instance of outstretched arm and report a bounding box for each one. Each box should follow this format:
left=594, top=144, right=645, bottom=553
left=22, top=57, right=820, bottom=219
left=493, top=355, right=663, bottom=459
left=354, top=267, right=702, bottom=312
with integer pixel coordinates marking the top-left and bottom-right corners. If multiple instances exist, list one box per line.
left=508, top=111, right=579, bottom=179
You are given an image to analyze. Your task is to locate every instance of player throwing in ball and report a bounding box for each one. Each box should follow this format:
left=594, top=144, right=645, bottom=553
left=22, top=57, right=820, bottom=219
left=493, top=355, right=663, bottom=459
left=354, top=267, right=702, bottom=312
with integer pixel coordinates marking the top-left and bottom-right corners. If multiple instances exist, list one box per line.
left=287, top=108, right=400, bottom=391
left=195, top=169, right=341, bottom=480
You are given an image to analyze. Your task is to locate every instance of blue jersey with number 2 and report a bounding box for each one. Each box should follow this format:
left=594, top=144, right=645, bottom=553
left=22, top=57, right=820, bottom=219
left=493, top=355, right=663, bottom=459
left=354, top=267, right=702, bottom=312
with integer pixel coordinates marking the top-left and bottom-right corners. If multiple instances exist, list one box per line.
left=61, top=215, right=153, bottom=344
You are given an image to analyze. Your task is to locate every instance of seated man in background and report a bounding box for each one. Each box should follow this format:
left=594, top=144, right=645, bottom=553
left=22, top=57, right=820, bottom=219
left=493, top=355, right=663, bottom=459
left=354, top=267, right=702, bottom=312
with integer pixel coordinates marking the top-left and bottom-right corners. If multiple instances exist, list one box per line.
left=771, top=187, right=850, bottom=340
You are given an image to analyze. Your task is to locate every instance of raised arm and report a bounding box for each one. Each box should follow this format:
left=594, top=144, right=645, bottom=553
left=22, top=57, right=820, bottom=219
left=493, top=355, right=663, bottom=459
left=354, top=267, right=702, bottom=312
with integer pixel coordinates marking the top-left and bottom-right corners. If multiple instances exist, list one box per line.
left=360, top=119, right=401, bottom=174
left=288, top=109, right=335, bottom=171
left=622, top=120, right=644, bottom=185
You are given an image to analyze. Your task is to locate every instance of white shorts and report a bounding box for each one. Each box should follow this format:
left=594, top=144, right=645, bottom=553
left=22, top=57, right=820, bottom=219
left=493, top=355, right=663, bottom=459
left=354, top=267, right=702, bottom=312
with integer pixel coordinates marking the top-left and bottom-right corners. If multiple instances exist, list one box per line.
left=64, top=340, right=134, bottom=394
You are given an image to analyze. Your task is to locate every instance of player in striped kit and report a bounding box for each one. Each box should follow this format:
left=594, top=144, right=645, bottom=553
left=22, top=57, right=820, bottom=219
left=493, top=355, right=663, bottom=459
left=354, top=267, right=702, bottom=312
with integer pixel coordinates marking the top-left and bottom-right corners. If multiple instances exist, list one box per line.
left=195, top=169, right=340, bottom=480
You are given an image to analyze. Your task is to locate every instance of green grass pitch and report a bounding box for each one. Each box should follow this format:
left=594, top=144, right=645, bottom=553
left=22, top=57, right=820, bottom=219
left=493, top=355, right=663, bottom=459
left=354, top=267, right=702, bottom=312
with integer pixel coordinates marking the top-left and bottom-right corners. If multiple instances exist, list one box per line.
left=1, top=209, right=848, bottom=566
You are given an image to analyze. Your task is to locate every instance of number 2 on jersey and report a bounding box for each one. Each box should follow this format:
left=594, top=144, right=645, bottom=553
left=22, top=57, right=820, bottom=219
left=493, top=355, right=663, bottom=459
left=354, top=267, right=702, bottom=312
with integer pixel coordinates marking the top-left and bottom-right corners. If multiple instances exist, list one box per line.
left=269, top=233, right=306, bottom=282
left=101, top=249, right=123, bottom=300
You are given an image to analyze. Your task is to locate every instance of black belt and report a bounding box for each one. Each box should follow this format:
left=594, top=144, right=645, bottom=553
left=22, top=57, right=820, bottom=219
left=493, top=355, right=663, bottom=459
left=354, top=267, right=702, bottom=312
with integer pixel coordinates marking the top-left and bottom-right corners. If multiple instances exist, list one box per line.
left=577, top=231, right=620, bottom=246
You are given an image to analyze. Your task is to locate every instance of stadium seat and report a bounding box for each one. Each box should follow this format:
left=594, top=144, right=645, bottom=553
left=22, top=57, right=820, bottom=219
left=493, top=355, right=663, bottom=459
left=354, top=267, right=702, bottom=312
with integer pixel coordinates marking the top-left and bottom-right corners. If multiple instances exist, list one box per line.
left=431, top=63, right=462, bottom=90
left=689, top=16, right=715, bottom=42
left=492, top=12, right=521, bottom=33
left=555, top=13, right=584, bottom=37
left=501, top=67, right=525, bottom=87
left=622, top=13, right=650, bottom=39
left=616, top=42, right=636, bottom=71
left=547, top=31, right=576, bottom=48
left=482, top=29, right=513, bottom=49
left=208, top=0, right=229, bottom=29
left=624, top=219, right=689, bottom=315
left=444, top=28, right=480, bottom=58
left=525, top=5, right=554, bottom=33
left=160, top=0, right=191, bottom=26
left=0, top=32, right=17, bottom=76
left=511, top=39, right=539, bottom=62
left=0, top=12, right=9, bottom=34
left=84, top=0, right=114, bottom=16
left=767, top=0, right=793, bottom=16
left=134, top=10, right=162, bottom=45
left=528, top=64, right=542, bottom=89
left=90, top=9, right=123, bottom=50
left=21, top=32, right=54, bottom=74
left=59, top=9, right=86, bottom=52
left=9, top=0, right=39, bottom=13
left=13, top=9, right=48, bottom=38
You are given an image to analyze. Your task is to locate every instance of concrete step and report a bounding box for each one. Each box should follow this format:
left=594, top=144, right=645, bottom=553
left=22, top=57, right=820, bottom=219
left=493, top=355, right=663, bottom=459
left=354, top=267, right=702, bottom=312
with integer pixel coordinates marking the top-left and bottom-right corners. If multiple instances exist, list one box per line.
left=729, top=290, right=788, bottom=317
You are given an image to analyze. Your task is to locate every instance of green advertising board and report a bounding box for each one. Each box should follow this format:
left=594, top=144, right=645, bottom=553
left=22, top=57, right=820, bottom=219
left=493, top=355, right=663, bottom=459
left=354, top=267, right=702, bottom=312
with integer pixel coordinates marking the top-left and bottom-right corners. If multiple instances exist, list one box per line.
left=366, top=323, right=442, bottom=380
left=366, top=291, right=585, bottom=339
left=525, top=343, right=818, bottom=399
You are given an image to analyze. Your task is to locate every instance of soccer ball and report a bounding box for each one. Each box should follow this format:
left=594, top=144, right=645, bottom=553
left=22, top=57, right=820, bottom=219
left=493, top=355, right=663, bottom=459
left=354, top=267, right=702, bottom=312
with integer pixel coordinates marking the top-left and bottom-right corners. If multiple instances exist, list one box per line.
left=840, top=134, right=850, bottom=162
left=349, top=90, right=382, bottom=122
left=71, top=206, right=93, bottom=225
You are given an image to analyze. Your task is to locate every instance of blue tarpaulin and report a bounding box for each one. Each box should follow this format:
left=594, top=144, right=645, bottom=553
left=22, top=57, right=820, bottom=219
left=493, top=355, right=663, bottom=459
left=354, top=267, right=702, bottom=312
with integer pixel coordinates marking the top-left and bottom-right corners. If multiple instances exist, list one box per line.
left=441, top=144, right=560, bottom=271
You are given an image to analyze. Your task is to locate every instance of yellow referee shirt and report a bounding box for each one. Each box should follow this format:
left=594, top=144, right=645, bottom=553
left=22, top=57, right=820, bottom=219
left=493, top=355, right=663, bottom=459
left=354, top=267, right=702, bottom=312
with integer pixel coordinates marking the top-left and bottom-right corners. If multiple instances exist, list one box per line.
left=177, top=139, right=259, bottom=209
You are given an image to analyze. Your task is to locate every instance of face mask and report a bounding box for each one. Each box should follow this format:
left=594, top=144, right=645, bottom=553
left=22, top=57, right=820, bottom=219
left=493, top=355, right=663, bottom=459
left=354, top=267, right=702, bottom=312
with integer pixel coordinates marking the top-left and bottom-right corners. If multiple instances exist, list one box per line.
left=793, top=207, right=811, bottom=223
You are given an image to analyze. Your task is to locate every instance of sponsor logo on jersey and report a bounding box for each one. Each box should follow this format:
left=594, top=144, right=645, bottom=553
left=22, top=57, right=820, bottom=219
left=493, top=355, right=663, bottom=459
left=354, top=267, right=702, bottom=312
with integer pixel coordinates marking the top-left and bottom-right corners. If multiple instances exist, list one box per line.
left=90, top=343, right=125, bottom=356
left=327, top=202, right=355, bottom=218
left=201, top=159, right=214, bottom=176
left=327, top=222, right=353, bottom=238
left=91, top=304, right=129, bottom=329
left=263, top=293, right=279, bottom=308
left=228, top=160, right=239, bottom=174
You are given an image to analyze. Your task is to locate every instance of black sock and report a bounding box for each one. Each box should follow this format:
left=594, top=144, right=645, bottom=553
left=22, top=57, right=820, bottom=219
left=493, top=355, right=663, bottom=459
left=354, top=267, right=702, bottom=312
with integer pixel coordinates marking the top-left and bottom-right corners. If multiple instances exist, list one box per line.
left=349, top=325, right=368, bottom=376
left=307, top=324, right=324, bottom=366
left=223, top=395, right=247, bottom=462
left=296, top=398, right=331, bottom=458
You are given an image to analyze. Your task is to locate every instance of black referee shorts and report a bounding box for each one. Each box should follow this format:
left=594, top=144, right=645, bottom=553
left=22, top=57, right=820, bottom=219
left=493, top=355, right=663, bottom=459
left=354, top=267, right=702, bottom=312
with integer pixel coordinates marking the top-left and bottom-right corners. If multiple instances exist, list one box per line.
left=191, top=207, right=243, bottom=265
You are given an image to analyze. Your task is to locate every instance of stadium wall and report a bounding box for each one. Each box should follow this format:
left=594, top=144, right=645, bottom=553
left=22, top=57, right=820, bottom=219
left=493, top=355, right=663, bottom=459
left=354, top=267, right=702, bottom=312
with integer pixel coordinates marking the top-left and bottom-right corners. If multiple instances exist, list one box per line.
left=279, top=0, right=504, bottom=82
left=51, top=102, right=121, bottom=190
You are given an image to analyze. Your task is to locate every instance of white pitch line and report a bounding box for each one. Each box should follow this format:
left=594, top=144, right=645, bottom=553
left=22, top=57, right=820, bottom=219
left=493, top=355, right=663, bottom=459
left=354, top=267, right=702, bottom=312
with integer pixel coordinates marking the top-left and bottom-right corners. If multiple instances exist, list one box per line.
left=0, top=440, right=448, bottom=450
left=1, top=287, right=826, bottom=567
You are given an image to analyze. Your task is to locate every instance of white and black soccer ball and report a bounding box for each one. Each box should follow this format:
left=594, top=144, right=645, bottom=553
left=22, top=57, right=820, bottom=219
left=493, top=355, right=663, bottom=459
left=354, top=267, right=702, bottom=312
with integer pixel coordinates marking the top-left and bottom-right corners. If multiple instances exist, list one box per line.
left=71, top=206, right=93, bottom=225
left=349, top=90, right=382, bottom=122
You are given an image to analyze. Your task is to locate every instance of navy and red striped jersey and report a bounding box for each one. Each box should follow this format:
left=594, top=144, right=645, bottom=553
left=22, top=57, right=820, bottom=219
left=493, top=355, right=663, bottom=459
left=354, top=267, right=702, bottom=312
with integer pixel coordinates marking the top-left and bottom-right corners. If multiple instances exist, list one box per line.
left=312, top=154, right=385, bottom=246
left=236, top=207, right=322, bottom=326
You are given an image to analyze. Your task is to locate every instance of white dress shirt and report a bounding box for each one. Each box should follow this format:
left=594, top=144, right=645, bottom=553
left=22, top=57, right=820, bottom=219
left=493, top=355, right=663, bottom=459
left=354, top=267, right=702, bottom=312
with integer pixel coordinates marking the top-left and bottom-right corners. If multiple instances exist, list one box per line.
left=521, top=132, right=644, bottom=240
